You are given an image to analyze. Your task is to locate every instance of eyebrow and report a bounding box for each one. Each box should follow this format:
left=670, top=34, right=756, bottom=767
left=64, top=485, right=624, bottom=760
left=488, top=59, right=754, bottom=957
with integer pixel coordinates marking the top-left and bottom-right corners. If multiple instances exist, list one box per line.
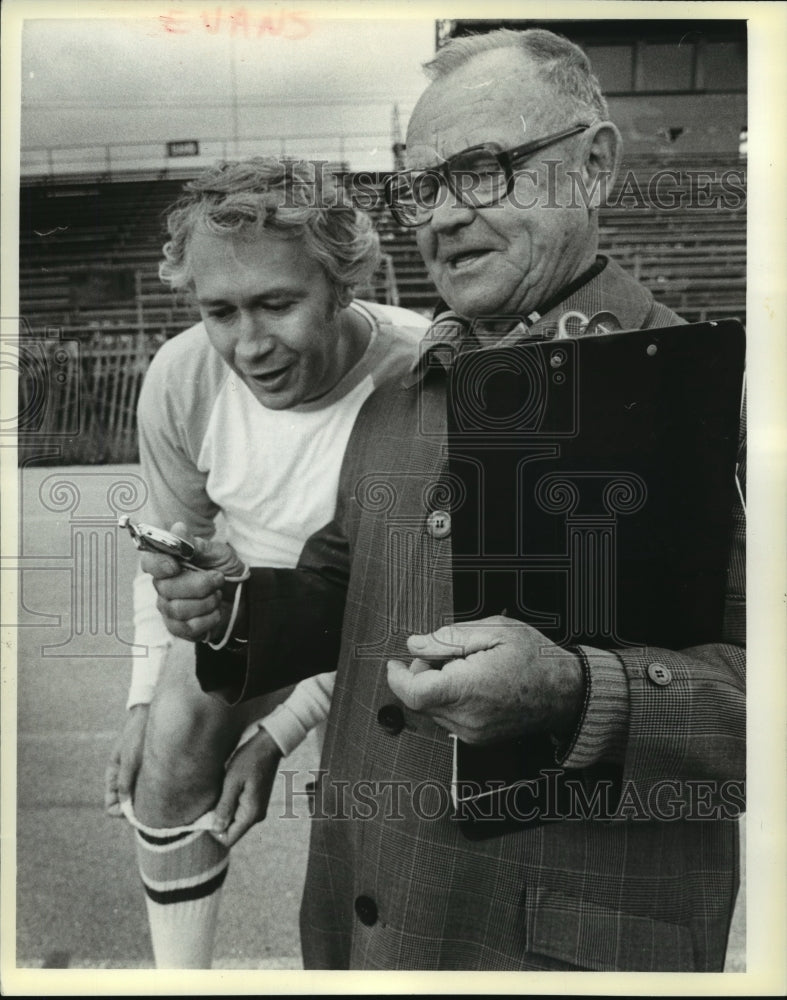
left=196, top=288, right=304, bottom=307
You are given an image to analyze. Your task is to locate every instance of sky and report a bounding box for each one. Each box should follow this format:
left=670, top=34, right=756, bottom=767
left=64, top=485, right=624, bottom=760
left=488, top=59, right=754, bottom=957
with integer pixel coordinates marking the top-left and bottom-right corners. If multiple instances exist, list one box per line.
left=15, top=2, right=439, bottom=174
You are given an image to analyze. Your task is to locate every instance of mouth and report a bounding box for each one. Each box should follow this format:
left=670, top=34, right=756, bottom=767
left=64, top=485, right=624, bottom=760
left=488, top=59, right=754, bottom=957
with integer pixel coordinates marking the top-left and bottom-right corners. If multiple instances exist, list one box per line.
left=444, top=248, right=493, bottom=271
left=245, top=362, right=294, bottom=390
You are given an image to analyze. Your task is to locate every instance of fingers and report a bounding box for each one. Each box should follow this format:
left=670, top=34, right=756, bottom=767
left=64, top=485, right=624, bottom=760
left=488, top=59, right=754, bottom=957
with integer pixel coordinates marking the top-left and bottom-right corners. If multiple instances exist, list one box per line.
left=186, top=533, right=244, bottom=576
left=169, top=521, right=193, bottom=543
left=169, top=522, right=228, bottom=573
left=116, top=751, right=139, bottom=805
left=190, top=534, right=222, bottom=568
left=139, top=550, right=183, bottom=579
left=212, top=779, right=260, bottom=849
left=153, top=572, right=224, bottom=602
left=156, top=607, right=223, bottom=642
left=188, top=534, right=235, bottom=573
left=386, top=658, right=457, bottom=711
left=406, top=618, right=507, bottom=660
left=115, top=763, right=132, bottom=803
left=153, top=573, right=225, bottom=640
left=212, top=776, right=242, bottom=843
left=219, top=797, right=258, bottom=849
left=408, top=658, right=433, bottom=676
left=103, top=761, right=121, bottom=816
left=155, top=591, right=221, bottom=620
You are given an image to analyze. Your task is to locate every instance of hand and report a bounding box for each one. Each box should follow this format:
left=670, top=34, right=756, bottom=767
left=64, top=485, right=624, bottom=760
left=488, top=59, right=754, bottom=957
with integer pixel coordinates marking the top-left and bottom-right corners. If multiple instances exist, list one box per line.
left=386, top=615, right=585, bottom=745
left=140, top=522, right=245, bottom=642
left=104, top=704, right=150, bottom=816
left=211, top=727, right=283, bottom=848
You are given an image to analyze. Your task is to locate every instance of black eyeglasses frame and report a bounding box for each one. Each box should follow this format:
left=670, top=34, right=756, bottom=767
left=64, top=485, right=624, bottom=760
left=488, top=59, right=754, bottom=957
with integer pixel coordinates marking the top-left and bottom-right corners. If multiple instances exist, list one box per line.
left=385, top=123, right=592, bottom=227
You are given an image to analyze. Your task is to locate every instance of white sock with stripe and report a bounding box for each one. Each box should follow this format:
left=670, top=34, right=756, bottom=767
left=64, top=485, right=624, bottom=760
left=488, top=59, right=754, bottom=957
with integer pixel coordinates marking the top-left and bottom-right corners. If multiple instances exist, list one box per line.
left=122, top=799, right=228, bottom=969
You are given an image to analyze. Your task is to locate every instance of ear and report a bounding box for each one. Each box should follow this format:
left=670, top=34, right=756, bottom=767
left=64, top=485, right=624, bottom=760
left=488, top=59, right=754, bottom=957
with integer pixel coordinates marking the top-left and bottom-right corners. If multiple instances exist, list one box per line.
left=578, top=122, right=622, bottom=208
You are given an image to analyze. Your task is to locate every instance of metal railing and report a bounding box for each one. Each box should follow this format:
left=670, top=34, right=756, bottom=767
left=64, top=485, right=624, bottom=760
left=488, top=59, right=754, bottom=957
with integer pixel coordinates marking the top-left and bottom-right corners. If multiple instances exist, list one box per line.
left=17, top=249, right=401, bottom=466
left=21, top=130, right=395, bottom=181
left=17, top=332, right=164, bottom=466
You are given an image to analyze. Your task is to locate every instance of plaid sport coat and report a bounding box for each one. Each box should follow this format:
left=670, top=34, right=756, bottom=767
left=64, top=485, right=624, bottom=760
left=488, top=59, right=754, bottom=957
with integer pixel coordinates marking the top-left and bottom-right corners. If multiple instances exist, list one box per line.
left=198, top=258, right=746, bottom=971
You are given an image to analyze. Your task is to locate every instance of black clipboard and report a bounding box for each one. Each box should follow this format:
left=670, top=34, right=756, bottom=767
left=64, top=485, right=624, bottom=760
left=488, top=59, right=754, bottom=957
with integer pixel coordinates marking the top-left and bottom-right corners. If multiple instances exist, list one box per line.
left=444, top=319, right=745, bottom=836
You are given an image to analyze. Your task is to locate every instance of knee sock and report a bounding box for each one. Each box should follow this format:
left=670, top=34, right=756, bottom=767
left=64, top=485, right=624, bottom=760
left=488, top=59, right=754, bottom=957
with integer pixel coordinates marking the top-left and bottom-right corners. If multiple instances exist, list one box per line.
left=122, top=799, right=229, bottom=969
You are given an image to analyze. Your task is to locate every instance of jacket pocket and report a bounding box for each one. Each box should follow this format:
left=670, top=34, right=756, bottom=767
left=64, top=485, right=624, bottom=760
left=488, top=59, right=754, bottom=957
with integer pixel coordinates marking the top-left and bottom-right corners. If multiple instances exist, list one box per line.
left=525, top=888, right=696, bottom=971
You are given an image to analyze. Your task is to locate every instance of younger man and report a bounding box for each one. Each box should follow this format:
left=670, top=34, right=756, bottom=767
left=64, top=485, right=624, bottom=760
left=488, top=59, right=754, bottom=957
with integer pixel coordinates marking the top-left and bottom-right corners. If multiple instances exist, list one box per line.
left=104, top=157, right=427, bottom=967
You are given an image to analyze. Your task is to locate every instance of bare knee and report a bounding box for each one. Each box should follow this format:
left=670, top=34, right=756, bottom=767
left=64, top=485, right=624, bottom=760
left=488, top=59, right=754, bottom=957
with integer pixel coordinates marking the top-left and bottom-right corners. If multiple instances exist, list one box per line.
left=134, top=659, right=243, bottom=826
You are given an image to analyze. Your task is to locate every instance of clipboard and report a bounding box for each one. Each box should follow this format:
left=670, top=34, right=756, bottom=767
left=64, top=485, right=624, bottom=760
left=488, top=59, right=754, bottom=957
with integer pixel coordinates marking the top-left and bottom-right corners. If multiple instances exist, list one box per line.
left=444, top=319, right=746, bottom=836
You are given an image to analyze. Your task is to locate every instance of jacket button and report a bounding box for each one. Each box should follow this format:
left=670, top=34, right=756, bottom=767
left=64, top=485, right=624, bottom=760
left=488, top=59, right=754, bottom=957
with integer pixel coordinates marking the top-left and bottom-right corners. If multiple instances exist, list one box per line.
left=354, top=895, right=378, bottom=926
left=426, top=509, right=451, bottom=538
left=647, top=661, right=672, bottom=686
left=377, top=704, right=405, bottom=735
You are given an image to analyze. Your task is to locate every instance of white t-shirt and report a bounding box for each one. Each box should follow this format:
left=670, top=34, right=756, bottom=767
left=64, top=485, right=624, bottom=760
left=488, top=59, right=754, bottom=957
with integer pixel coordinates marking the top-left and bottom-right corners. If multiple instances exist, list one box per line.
left=129, top=300, right=428, bottom=753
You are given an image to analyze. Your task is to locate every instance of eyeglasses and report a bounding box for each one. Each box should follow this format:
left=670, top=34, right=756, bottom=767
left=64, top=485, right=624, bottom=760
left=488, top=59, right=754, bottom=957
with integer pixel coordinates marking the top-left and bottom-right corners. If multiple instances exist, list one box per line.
left=384, top=124, right=591, bottom=228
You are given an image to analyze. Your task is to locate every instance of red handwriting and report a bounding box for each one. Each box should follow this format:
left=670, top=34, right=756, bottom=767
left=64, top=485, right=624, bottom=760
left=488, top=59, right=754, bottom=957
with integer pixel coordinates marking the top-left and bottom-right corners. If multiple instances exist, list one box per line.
left=160, top=7, right=311, bottom=40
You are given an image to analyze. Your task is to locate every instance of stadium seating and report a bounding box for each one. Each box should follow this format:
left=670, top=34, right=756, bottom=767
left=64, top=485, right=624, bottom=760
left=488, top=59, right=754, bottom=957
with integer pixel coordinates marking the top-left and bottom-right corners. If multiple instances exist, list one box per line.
left=20, top=155, right=747, bottom=329
left=17, top=156, right=746, bottom=462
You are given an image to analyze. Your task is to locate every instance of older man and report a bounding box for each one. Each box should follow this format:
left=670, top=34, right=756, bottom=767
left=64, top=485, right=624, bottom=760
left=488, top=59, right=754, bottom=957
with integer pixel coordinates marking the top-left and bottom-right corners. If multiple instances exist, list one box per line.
left=147, top=29, right=745, bottom=971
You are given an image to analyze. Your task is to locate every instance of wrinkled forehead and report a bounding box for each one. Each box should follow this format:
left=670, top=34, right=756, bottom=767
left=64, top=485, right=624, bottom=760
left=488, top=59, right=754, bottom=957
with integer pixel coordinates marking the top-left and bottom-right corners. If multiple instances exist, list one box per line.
left=405, top=50, right=565, bottom=170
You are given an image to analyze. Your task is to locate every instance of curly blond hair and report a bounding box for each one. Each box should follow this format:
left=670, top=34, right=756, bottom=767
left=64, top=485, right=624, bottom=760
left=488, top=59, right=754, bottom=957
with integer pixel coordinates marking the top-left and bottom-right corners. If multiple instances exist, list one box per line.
left=159, top=157, right=380, bottom=302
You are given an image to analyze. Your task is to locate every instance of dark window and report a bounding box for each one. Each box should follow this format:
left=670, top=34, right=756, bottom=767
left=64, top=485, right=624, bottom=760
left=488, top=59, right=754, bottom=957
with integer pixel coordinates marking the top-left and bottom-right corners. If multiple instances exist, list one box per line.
left=639, top=42, right=694, bottom=91
left=585, top=44, right=634, bottom=92
left=702, top=41, right=747, bottom=90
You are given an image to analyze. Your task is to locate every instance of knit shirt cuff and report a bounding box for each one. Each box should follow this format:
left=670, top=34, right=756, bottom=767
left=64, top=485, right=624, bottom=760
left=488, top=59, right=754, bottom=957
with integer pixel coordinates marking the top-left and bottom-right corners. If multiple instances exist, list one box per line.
left=125, top=643, right=169, bottom=710
left=259, top=703, right=311, bottom=757
left=557, top=646, right=630, bottom=769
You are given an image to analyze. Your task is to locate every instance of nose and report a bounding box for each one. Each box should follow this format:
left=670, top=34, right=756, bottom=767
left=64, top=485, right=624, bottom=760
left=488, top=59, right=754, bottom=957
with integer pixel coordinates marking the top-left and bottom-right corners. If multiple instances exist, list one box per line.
left=426, top=181, right=476, bottom=235
left=235, top=310, right=276, bottom=361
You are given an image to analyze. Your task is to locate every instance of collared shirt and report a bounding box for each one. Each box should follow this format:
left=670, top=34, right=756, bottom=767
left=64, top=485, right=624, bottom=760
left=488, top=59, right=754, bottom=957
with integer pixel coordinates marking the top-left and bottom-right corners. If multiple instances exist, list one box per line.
left=402, top=254, right=669, bottom=389
left=402, top=312, right=533, bottom=388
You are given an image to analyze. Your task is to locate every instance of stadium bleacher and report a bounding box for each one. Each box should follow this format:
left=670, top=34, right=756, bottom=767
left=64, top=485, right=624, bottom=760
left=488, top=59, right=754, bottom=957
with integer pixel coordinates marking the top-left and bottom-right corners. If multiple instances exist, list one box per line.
left=20, top=155, right=747, bottom=324
left=18, top=155, right=746, bottom=463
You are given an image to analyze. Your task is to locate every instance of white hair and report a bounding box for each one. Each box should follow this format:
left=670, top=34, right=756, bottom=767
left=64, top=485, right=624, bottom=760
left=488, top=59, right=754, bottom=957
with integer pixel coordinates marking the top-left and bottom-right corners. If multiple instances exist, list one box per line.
left=424, top=27, right=609, bottom=122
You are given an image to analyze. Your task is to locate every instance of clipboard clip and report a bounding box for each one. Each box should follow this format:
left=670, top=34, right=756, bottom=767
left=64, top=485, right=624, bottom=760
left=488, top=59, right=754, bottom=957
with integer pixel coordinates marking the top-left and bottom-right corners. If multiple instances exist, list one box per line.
left=557, top=310, right=623, bottom=339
